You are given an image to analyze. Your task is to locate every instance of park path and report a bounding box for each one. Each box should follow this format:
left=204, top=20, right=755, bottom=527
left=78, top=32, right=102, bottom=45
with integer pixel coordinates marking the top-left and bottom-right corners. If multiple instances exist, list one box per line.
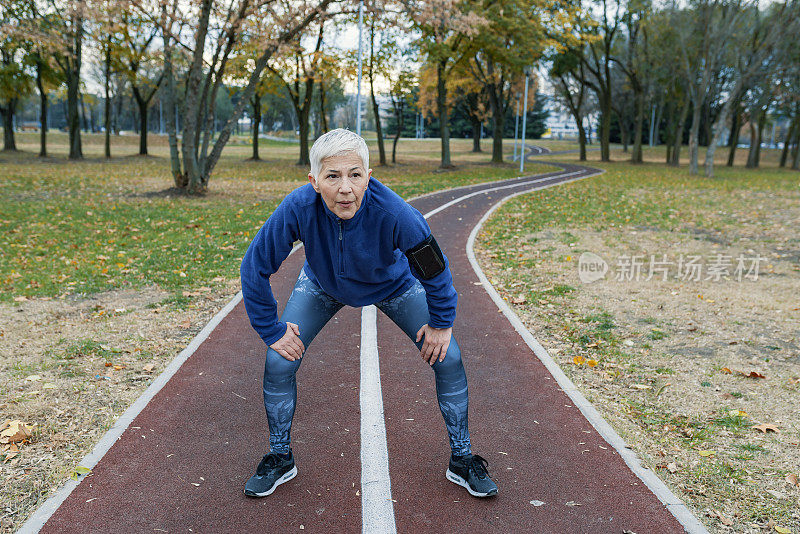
left=20, top=147, right=706, bottom=533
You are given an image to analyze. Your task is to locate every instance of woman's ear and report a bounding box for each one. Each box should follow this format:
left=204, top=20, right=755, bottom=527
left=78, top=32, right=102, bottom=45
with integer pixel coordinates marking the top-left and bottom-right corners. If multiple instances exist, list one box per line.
left=308, top=172, right=320, bottom=193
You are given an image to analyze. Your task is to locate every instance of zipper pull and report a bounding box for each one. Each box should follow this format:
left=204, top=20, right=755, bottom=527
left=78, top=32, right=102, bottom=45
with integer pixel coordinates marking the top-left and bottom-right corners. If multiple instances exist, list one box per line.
left=338, top=220, right=342, bottom=240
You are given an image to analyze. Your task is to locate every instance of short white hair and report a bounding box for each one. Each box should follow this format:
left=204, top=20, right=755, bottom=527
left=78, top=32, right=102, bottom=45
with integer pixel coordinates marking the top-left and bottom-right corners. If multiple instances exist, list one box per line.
left=309, top=128, right=369, bottom=179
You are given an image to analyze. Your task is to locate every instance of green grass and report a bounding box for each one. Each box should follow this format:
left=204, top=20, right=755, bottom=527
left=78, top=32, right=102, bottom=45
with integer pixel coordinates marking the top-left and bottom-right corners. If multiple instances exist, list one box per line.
left=710, top=409, right=751, bottom=432
left=0, top=131, right=551, bottom=302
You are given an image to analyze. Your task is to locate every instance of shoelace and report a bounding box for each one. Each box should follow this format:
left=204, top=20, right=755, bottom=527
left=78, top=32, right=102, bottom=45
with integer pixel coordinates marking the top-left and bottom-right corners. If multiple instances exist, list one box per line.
left=256, top=453, right=284, bottom=476
left=466, top=454, right=490, bottom=480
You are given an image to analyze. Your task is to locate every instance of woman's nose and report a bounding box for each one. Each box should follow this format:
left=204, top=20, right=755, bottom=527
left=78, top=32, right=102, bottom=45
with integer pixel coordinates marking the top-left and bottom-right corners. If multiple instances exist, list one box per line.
left=339, top=178, right=354, bottom=193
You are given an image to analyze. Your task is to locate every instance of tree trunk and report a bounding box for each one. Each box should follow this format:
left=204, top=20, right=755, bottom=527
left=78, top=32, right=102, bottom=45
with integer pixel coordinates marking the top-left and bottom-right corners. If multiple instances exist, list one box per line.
left=36, top=62, right=48, bottom=157
left=297, top=106, right=311, bottom=166
left=632, top=92, right=644, bottom=163
left=162, top=30, right=184, bottom=188
left=791, top=127, right=800, bottom=170
left=577, top=120, right=587, bottom=161
left=133, top=89, right=149, bottom=155
left=704, top=78, right=745, bottom=177
left=471, top=118, right=481, bottom=152
left=726, top=107, right=741, bottom=167
left=319, top=80, right=328, bottom=132
left=436, top=61, right=451, bottom=168
left=80, top=95, right=89, bottom=132
left=370, top=93, right=385, bottom=165
left=179, top=0, right=333, bottom=193
left=391, top=100, right=403, bottom=164
left=104, top=41, right=111, bottom=158
left=620, top=113, right=629, bottom=153
left=1, top=100, right=16, bottom=150
left=670, top=95, right=690, bottom=167
left=688, top=96, right=701, bottom=174
left=251, top=95, right=261, bottom=161
left=599, top=92, right=611, bottom=161
left=753, top=110, right=766, bottom=167
left=368, top=20, right=386, bottom=166
left=745, top=120, right=757, bottom=168
left=779, top=118, right=797, bottom=168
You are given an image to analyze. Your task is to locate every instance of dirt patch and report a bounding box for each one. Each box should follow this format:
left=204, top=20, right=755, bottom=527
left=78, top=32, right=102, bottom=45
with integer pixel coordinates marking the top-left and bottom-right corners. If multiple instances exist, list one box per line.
left=476, top=224, right=800, bottom=533
left=0, top=278, right=241, bottom=532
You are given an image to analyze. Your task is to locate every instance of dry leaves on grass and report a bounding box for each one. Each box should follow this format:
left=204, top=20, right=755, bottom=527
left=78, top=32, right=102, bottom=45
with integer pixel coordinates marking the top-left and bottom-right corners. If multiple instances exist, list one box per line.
left=1, top=420, right=34, bottom=461
left=752, top=423, right=780, bottom=433
left=721, top=367, right=767, bottom=379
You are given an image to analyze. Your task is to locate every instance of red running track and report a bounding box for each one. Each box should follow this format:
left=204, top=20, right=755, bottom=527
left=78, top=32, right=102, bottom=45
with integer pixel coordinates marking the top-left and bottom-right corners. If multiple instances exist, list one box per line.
left=27, top=160, right=701, bottom=533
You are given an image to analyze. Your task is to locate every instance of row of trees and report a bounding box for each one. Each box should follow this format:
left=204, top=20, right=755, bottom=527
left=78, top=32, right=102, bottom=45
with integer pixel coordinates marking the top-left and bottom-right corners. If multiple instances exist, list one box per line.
left=547, top=0, right=800, bottom=175
left=2, top=0, right=798, bottom=193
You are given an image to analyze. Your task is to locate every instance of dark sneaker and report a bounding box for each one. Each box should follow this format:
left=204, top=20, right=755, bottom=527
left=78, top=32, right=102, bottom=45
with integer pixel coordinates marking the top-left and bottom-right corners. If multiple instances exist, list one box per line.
left=446, top=453, right=498, bottom=497
left=244, top=451, right=297, bottom=497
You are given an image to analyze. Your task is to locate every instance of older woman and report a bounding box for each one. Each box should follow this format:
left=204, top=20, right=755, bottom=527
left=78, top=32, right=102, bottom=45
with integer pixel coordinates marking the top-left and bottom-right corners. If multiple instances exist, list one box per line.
left=240, top=128, right=497, bottom=499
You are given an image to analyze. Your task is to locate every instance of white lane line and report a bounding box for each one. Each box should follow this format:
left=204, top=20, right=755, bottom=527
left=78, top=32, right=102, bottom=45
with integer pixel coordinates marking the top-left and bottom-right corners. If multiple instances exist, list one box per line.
left=464, top=174, right=709, bottom=534
left=20, top=246, right=304, bottom=533
left=359, top=305, right=397, bottom=534
left=356, top=167, right=583, bottom=531
left=422, top=169, right=583, bottom=219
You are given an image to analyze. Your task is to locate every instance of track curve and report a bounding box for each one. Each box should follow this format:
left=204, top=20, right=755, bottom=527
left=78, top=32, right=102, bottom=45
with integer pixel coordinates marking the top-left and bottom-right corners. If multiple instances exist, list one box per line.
left=25, top=147, right=704, bottom=533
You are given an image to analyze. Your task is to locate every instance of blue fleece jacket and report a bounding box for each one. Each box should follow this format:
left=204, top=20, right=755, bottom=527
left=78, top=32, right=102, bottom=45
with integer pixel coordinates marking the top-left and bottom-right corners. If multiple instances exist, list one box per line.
left=240, top=178, right=458, bottom=347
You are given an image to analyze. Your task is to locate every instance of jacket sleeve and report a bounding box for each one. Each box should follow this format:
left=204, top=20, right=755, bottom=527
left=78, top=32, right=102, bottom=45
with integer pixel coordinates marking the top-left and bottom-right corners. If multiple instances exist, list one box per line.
left=240, top=198, right=300, bottom=347
left=394, top=205, right=458, bottom=328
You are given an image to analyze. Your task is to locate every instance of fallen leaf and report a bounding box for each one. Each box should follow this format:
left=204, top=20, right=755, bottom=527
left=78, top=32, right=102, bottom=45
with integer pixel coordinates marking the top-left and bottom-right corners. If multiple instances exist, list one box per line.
left=766, top=489, right=788, bottom=500
left=630, top=384, right=651, bottom=390
left=529, top=500, right=545, bottom=506
left=752, top=423, right=779, bottom=433
left=573, top=355, right=585, bottom=365
left=667, top=462, right=678, bottom=473
left=0, top=421, right=33, bottom=444
left=24, top=375, right=41, bottom=382
left=113, top=365, right=125, bottom=371
left=721, top=367, right=732, bottom=374
left=586, top=359, right=598, bottom=367
left=565, top=501, right=581, bottom=506
left=143, top=364, right=155, bottom=373
left=785, top=473, right=799, bottom=487
left=698, top=450, right=715, bottom=457
left=13, top=296, right=28, bottom=302
left=71, top=466, right=92, bottom=480
left=774, top=526, right=791, bottom=534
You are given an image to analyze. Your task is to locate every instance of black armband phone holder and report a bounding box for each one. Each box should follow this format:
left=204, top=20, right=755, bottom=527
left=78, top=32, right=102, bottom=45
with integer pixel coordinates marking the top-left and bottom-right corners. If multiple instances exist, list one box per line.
left=405, top=234, right=446, bottom=280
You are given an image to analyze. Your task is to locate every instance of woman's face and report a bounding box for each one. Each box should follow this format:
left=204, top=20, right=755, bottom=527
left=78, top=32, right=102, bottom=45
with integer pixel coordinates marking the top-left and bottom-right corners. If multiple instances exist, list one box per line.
left=308, top=152, right=372, bottom=220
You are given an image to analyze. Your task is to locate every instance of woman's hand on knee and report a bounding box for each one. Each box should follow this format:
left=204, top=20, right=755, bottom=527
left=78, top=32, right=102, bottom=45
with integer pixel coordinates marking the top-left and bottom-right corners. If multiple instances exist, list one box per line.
left=415, top=324, right=452, bottom=366
left=270, top=322, right=305, bottom=361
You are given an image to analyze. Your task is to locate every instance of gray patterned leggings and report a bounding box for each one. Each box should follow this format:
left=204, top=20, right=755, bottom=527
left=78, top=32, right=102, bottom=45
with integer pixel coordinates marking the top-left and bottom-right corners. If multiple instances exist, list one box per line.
left=262, top=269, right=471, bottom=456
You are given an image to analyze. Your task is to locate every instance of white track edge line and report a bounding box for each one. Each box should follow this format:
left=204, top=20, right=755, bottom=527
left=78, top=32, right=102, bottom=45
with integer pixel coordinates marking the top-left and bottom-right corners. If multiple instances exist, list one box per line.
left=18, top=246, right=304, bottom=534
left=464, top=171, right=709, bottom=534
left=405, top=161, right=562, bottom=203
left=359, top=305, right=397, bottom=534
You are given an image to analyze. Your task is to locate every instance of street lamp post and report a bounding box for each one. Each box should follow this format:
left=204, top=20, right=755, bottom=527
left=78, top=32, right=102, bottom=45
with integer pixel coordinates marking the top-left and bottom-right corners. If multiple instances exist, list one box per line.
left=356, top=0, right=364, bottom=136
left=513, top=95, right=520, bottom=162
left=520, top=67, right=531, bottom=174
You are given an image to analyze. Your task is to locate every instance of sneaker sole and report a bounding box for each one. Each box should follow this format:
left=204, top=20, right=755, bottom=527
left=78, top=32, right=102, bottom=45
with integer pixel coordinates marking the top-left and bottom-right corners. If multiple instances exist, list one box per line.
left=445, top=469, right=498, bottom=497
left=244, top=465, right=298, bottom=497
